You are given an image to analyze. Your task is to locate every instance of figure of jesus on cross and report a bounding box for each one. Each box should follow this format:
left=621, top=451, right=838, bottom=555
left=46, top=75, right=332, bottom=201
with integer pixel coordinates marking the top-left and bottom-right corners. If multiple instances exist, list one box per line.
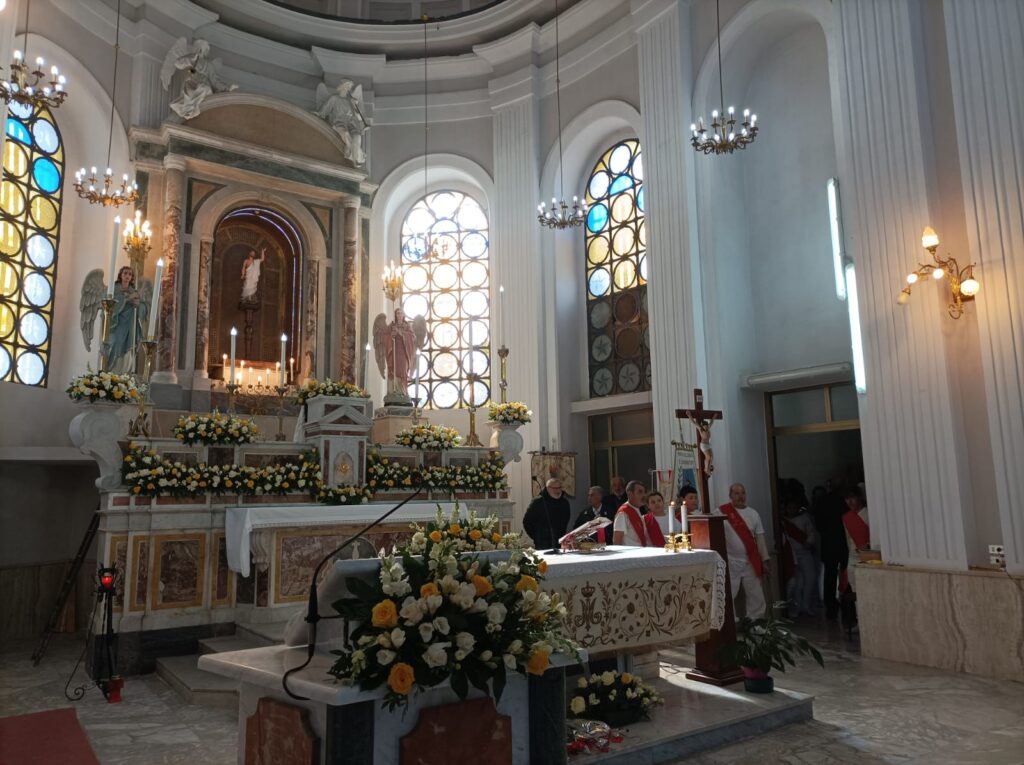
left=675, top=388, right=723, bottom=515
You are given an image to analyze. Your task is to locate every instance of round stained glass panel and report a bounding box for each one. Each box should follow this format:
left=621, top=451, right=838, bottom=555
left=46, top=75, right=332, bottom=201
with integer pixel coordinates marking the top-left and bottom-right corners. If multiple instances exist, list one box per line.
left=0, top=222, right=21, bottom=255
left=588, top=171, right=609, bottom=199
left=589, top=300, right=611, bottom=329
left=26, top=234, right=52, bottom=266
left=613, top=260, right=637, bottom=290
left=9, top=102, right=32, bottom=119
left=403, top=294, right=429, bottom=319
left=33, top=120, right=60, bottom=154
left=586, top=204, right=608, bottom=233
left=31, top=196, right=57, bottom=229
left=609, top=144, right=631, bottom=173
left=0, top=262, right=16, bottom=297
left=23, top=272, right=51, bottom=307
left=432, top=381, right=459, bottom=409
left=462, top=261, right=487, bottom=288
left=462, top=291, right=487, bottom=318
left=462, top=232, right=487, bottom=259
left=611, top=193, right=634, bottom=223
left=433, top=352, right=459, bottom=378
left=588, top=268, right=610, bottom=297
left=17, top=351, right=44, bottom=385
left=1, top=181, right=25, bottom=216
left=588, top=236, right=609, bottom=266
left=0, top=302, right=14, bottom=336
left=0, top=345, right=10, bottom=379
left=432, top=292, right=458, bottom=319
left=32, top=158, right=61, bottom=193
left=431, top=263, right=458, bottom=290
left=403, top=265, right=428, bottom=292
left=432, top=322, right=458, bottom=349
left=19, top=311, right=48, bottom=346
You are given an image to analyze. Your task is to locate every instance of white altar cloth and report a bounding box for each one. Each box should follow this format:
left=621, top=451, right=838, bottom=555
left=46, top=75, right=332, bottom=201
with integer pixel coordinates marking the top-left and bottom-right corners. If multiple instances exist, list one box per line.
left=225, top=501, right=455, bottom=577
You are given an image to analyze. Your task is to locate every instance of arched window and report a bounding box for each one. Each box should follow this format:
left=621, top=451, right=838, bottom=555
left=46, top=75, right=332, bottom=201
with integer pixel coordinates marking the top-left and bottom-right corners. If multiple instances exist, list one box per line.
left=400, top=190, right=489, bottom=409
left=584, top=138, right=649, bottom=397
left=0, top=102, right=64, bottom=386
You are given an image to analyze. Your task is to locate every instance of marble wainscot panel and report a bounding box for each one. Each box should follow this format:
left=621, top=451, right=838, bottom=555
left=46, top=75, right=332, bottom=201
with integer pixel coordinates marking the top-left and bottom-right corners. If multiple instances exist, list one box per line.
left=857, top=563, right=1024, bottom=682
left=152, top=534, right=207, bottom=609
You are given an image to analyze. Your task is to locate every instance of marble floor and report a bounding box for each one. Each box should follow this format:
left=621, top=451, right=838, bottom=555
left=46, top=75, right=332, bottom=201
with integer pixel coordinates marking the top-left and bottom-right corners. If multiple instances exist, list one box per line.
left=2, top=619, right=1023, bottom=764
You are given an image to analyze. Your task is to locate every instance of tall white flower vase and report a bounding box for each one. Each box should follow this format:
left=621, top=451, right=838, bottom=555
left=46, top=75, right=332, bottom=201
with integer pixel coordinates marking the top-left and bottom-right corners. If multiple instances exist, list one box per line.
left=69, top=401, right=132, bottom=490
left=488, top=421, right=524, bottom=464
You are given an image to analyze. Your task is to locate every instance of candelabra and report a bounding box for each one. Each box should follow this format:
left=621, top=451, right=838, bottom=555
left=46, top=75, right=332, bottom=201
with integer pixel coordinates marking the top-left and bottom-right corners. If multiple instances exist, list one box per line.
left=123, top=209, right=152, bottom=278
left=99, top=297, right=117, bottom=371
left=0, top=49, right=67, bottom=110
left=225, top=383, right=240, bottom=414
left=127, top=339, right=157, bottom=438
left=274, top=386, right=289, bottom=441
left=382, top=261, right=402, bottom=302
left=497, top=345, right=509, bottom=404
left=897, top=227, right=980, bottom=319
left=464, top=371, right=483, bottom=447
left=74, top=167, right=140, bottom=207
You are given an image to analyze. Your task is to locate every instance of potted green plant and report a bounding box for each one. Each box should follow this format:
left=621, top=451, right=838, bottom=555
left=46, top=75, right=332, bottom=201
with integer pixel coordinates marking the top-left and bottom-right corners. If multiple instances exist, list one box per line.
left=718, top=607, right=824, bottom=693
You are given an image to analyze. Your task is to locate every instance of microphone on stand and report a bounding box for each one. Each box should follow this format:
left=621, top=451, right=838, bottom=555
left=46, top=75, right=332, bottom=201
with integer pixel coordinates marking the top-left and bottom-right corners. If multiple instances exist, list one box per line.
left=282, top=481, right=425, bottom=700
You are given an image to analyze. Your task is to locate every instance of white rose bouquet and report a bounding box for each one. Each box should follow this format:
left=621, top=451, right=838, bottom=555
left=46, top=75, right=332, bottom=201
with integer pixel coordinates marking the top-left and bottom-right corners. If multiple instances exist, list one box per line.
left=67, top=371, right=142, bottom=403
left=487, top=401, right=532, bottom=425
left=173, top=411, right=259, bottom=445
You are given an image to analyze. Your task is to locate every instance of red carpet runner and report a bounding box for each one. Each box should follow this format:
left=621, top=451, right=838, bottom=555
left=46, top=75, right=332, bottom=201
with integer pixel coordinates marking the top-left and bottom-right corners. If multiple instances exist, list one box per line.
left=0, top=707, right=100, bottom=765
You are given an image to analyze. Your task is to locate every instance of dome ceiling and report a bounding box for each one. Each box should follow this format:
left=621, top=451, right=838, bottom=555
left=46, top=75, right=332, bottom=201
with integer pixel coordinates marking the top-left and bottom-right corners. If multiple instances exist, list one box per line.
left=268, top=0, right=506, bottom=24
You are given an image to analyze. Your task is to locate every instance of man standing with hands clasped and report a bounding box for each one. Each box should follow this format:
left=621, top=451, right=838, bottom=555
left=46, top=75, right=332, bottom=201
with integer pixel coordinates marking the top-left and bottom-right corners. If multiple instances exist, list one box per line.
left=719, top=483, right=769, bottom=619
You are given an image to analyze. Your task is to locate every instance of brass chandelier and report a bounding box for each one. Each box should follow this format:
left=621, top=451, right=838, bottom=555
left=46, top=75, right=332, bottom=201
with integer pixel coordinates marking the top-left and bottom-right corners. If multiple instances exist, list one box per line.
left=897, top=227, right=980, bottom=319
left=691, top=0, right=758, bottom=155
left=74, top=0, right=139, bottom=207
left=0, top=0, right=68, bottom=110
left=537, top=0, right=587, bottom=229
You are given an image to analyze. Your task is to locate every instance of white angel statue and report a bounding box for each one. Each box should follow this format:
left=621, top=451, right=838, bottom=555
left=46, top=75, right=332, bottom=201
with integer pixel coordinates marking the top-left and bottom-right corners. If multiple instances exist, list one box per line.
left=372, top=307, right=426, bottom=403
left=80, top=267, right=152, bottom=373
left=315, top=80, right=371, bottom=166
left=160, top=38, right=237, bottom=120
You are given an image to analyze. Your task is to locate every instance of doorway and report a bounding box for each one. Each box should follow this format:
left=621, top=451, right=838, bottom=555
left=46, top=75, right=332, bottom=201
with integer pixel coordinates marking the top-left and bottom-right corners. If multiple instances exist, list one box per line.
left=766, top=383, right=863, bottom=597
left=589, top=408, right=656, bottom=493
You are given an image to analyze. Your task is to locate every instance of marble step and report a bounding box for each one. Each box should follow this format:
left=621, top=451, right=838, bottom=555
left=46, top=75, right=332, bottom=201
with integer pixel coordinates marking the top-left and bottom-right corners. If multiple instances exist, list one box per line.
left=198, top=635, right=265, bottom=655
left=234, top=621, right=289, bottom=647
left=156, top=654, right=239, bottom=708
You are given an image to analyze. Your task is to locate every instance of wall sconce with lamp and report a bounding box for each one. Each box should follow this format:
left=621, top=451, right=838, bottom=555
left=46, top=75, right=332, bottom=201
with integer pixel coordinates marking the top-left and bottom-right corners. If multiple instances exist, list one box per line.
left=897, top=227, right=980, bottom=319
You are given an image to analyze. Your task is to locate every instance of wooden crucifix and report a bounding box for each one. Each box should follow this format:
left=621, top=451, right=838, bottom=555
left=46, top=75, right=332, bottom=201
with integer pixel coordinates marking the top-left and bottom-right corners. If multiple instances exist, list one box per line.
left=675, top=387, right=723, bottom=515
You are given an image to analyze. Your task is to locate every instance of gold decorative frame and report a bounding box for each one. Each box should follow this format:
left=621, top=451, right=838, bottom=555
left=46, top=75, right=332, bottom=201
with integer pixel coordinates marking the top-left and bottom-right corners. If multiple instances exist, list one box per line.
left=211, top=531, right=233, bottom=607
left=129, top=535, right=150, bottom=612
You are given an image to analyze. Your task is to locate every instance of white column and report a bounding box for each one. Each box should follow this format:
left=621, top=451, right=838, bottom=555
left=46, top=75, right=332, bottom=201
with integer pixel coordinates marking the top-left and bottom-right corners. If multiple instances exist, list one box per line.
left=944, top=0, right=1024, bottom=573
left=489, top=69, right=544, bottom=521
left=831, top=0, right=974, bottom=569
left=631, top=0, right=702, bottom=469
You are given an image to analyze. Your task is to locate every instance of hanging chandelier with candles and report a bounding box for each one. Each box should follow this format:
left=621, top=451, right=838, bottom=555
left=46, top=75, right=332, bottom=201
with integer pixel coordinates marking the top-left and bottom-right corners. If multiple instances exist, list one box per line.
left=0, top=0, right=68, bottom=110
left=690, top=0, right=759, bottom=155
left=537, top=0, right=587, bottom=230
left=74, top=0, right=139, bottom=207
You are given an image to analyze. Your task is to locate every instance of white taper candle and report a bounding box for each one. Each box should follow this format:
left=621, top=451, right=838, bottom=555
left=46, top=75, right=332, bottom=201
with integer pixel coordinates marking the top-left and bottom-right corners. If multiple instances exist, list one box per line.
left=147, top=258, right=164, bottom=339
left=279, top=334, right=287, bottom=386
left=229, top=327, right=238, bottom=384
left=107, top=216, right=122, bottom=297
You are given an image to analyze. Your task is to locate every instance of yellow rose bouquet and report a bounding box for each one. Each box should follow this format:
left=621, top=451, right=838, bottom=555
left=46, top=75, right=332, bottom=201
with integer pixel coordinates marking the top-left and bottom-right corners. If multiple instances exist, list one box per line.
left=173, top=410, right=259, bottom=445
left=567, top=670, right=663, bottom=727
left=67, top=370, right=141, bottom=403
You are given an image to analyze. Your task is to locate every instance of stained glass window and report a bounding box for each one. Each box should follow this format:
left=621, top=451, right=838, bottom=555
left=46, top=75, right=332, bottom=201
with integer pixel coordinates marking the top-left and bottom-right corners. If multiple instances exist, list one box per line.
left=400, top=190, right=490, bottom=409
left=585, top=139, right=649, bottom=397
left=0, top=102, right=64, bottom=386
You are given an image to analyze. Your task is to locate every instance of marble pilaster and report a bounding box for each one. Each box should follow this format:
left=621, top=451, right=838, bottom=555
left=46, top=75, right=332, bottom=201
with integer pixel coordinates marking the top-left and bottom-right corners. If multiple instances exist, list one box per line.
left=831, top=0, right=973, bottom=568
left=154, top=156, right=186, bottom=383
left=943, top=0, right=1024, bottom=574
left=192, top=236, right=214, bottom=379
left=339, top=202, right=360, bottom=383
left=631, top=0, right=701, bottom=468
left=302, top=255, right=322, bottom=384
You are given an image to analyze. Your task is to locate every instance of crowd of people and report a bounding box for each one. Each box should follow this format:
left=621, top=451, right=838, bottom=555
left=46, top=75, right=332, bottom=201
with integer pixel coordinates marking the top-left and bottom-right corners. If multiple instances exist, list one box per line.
left=521, top=474, right=871, bottom=629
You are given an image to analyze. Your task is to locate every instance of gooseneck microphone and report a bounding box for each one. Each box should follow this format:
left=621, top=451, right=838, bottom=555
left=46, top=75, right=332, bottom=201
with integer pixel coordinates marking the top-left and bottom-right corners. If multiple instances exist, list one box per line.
left=282, top=481, right=425, bottom=700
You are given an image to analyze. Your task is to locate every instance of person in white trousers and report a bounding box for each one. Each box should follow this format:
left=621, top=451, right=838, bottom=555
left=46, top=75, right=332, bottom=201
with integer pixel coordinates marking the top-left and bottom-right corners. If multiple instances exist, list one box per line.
left=719, top=483, right=769, bottom=620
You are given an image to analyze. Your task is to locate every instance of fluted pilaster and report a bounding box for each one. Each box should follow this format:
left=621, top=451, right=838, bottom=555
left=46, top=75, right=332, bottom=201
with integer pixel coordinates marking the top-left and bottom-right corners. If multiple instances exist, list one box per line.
left=944, top=0, right=1024, bottom=573
left=153, top=157, right=186, bottom=383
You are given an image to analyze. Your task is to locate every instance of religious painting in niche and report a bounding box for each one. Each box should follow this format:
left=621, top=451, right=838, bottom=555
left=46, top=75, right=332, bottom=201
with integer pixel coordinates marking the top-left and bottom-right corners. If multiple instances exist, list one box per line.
left=207, top=207, right=303, bottom=381
left=0, top=101, right=65, bottom=386
left=400, top=190, right=490, bottom=409
left=585, top=139, right=650, bottom=397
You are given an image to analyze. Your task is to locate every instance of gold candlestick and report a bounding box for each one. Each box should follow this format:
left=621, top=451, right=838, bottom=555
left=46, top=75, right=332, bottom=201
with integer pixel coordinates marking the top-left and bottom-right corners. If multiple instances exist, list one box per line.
left=465, top=371, right=483, bottom=447
left=498, top=345, right=509, bottom=404
left=127, top=339, right=158, bottom=438
left=99, top=297, right=117, bottom=371
left=274, top=385, right=288, bottom=441
left=664, top=532, right=693, bottom=553
left=226, top=382, right=240, bottom=414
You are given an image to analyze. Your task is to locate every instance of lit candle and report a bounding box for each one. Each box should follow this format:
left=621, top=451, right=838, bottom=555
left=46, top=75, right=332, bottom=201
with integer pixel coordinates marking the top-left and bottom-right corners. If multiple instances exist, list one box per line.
left=668, top=500, right=675, bottom=536
left=147, top=258, right=164, bottom=339
left=279, top=333, right=287, bottom=386
left=107, top=215, right=122, bottom=297
left=289, top=356, right=295, bottom=383
left=498, top=285, right=505, bottom=347
left=681, top=501, right=689, bottom=535
left=229, top=327, right=237, bottom=384
left=222, top=353, right=228, bottom=380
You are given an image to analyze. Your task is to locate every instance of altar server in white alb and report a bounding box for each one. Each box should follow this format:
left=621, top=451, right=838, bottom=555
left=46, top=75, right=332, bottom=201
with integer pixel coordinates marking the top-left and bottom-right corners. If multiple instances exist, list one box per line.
left=718, top=483, right=769, bottom=619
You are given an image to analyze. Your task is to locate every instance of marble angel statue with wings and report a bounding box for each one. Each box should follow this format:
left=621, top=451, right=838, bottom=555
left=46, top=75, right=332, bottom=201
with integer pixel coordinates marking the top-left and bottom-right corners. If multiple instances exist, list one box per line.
left=160, top=38, right=237, bottom=120
left=80, top=267, right=152, bottom=374
left=372, top=307, right=426, bottom=403
left=315, top=80, right=371, bottom=166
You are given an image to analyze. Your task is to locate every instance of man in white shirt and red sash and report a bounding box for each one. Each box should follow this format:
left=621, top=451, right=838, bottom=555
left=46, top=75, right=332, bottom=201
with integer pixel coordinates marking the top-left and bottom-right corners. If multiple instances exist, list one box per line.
left=612, top=481, right=663, bottom=547
left=719, top=483, right=769, bottom=619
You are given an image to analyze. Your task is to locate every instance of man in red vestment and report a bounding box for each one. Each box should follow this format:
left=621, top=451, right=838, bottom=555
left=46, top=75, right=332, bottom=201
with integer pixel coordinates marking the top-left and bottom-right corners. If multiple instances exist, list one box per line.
left=612, top=481, right=663, bottom=547
left=719, top=483, right=769, bottom=619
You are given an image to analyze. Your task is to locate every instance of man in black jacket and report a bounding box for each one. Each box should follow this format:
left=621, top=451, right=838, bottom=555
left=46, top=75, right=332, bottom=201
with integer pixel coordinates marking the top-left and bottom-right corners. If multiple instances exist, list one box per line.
left=600, top=476, right=627, bottom=518
left=523, top=478, right=571, bottom=551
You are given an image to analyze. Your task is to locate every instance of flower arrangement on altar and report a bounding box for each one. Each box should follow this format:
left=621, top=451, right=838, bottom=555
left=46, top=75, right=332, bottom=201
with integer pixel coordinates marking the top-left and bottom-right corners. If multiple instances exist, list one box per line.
left=295, top=378, right=370, bottom=405
left=66, top=371, right=142, bottom=403
left=173, top=411, right=259, bottom=445
left=121, top=445, right=322, bottom=498
left=318, top=484, right=375, bottom=506
left=394, top=424, right=463, bottom=451
left=487, top=401, right=532, bottom=425
left=366, top=453, right=508, bottom=494
left=568, top=670, right=663, bottom=726
left=404, top=506, right=525, bottom=555
left=326, top=523, right=576, bottom=710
